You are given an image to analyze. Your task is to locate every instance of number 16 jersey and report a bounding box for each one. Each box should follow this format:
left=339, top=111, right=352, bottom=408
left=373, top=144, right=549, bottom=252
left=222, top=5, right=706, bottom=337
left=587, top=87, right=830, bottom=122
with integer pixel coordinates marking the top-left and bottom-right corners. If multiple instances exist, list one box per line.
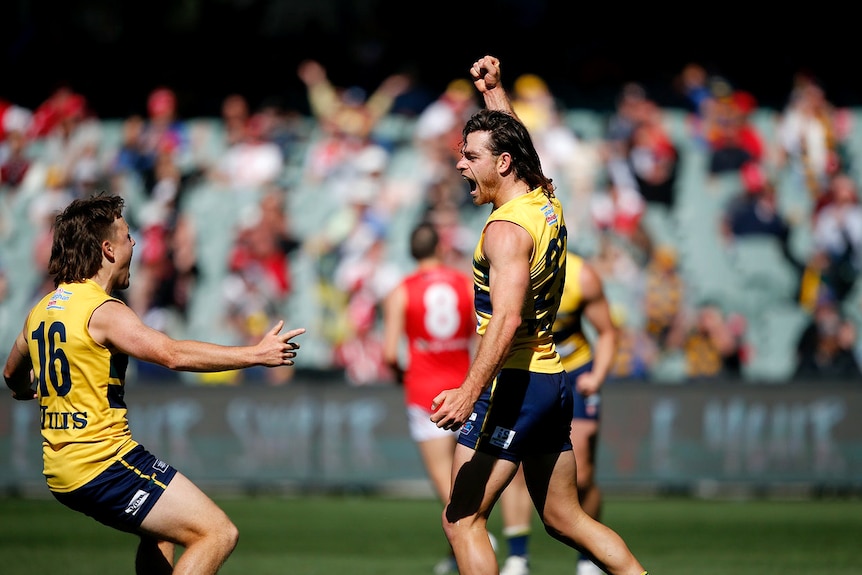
left=26, top=279, right=136, bottom=493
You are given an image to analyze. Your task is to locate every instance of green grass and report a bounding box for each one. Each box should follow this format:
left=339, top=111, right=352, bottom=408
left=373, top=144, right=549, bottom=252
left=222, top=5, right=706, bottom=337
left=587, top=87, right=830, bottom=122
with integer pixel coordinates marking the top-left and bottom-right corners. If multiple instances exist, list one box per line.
left=2, top=495, right=861, bottom=574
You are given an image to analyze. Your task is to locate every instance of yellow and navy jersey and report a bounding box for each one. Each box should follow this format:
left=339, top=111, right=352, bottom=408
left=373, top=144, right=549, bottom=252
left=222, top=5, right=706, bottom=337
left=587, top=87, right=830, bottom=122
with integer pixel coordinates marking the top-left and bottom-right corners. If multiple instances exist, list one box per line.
left=553, top=253, right=593, bottom=372
left=27, top=279, right=136, bottom=492
left=472, top=187, right=567, bottom=373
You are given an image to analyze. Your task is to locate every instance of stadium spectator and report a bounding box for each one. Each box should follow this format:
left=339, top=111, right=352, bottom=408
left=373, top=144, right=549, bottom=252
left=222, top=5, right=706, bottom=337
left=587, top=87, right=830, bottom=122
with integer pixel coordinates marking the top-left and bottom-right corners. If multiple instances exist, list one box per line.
left=220, top=93, right=251, bottom=149
left=510, top=72, right=601, bottom=206
left=332, top=228, right=400, bottom=386
left=109, top=114, right=149, bottom=182
left=203, top=189, right=300, bottom=386
left=603, top=83, right=678, bottom=209
left=297, top=58, right=409, bottom=183
left=794, top=296, right=861, bottom=380
left=3, top=193, right=306, bottom=575
left=429, top=54, right=648, bottom=575
left=413, top=77, right=480, bottom=203
left=125, top=150, right=199, bottom=331
left=808, top=172, right=862, bottom=303
left=775, top=74, right=850, bottom=199
left=0, top=123, right=33, bottom=189
left=29, top=85, right=90, bottom=139
left=665, top=301, right=747, bottom=381
left=642, top=245, right=686, bottom=350
left=626, top=101, right=679, bottom=208
left=381, top=221, right=475, bottom=574
left=608, top=303, right=659, bottom=381
left=704, top=88, right=766, bottom=175
left=33, top=87, right=106, bottom=199
left=589, top=178, right=649, bottom=251
left=677, top=65, right=766, bottom=173
left=721, top=162, right=802, bottom=270
left=133, top=86, right=201, bottom=190
left=209, top=112, right=285, bottom=190
left=227, top=186, right=299, bottom=301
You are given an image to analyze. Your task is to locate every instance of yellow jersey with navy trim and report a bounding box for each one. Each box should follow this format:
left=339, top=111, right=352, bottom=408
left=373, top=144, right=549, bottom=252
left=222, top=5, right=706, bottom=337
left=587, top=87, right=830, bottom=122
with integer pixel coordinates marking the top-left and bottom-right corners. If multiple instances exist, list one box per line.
left=553, top=253, right=593, bottom=372
left=472, top=187, right=567, bottom=373
left=27, top=279, right=137, bottom=492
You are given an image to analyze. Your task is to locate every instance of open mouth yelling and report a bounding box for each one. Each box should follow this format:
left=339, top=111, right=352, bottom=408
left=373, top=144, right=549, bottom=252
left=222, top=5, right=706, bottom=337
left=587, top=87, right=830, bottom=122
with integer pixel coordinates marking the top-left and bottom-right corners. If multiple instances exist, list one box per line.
left=464, top=177, right=478, bottom=194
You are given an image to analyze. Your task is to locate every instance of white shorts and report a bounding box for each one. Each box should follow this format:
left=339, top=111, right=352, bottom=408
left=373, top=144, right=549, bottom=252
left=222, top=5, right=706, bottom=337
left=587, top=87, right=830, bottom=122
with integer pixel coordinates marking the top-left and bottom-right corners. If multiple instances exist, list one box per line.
left=408, top=404, right=459, bottom=442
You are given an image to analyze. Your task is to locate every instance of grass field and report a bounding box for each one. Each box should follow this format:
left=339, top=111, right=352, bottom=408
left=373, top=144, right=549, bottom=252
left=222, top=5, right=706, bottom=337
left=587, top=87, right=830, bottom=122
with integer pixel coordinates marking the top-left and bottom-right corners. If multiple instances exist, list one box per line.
left=2, top=495, right=861, bottom=574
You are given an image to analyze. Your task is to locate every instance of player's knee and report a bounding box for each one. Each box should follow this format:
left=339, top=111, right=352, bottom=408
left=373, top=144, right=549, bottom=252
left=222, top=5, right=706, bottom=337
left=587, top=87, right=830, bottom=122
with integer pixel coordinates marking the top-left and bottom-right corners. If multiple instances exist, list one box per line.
left=221, top=519, right=240, bottom=554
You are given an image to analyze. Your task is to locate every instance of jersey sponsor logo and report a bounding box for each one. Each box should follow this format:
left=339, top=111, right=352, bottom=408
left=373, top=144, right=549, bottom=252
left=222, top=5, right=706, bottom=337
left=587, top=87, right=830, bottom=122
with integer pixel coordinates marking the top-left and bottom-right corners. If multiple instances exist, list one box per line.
left=124, top=489, right=150, bottom=516
left=540, top=202, right=558, bottom=226
left=489, top=426, right=516, bottom=449
left=40, top=406, right=88, bottom=429
left=46, top=288, right=72, bottom=310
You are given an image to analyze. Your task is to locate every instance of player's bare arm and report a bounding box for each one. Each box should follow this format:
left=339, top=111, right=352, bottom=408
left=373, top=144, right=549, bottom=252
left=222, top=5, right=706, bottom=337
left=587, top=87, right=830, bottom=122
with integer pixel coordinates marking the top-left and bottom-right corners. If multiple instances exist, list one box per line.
left=381, top=284, right=407, bottom=381
left=3, top=323, right=36, bottom=400
left=90, top=300, right=305, bottom=371
left=431, top=220, right=531, bottom=429
left=578, top=262, right=617, bottom=396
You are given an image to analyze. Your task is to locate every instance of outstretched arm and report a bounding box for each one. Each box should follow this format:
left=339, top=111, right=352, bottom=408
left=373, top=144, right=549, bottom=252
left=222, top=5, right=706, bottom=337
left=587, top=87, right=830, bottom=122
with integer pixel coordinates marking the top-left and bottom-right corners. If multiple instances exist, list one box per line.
left=90, top=300, right=305, bottom=372
left=469, top=55, right=515, bottom=115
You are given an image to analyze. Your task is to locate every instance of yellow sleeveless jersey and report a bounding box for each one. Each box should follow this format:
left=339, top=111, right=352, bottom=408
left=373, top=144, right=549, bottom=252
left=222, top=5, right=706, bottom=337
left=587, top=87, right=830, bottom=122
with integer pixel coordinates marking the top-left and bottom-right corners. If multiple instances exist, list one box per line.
left=472, top=187, right=567, bottom=373
left=27, top=279, right=137, bottom=492
left=553, top=254, right=593, bottom=372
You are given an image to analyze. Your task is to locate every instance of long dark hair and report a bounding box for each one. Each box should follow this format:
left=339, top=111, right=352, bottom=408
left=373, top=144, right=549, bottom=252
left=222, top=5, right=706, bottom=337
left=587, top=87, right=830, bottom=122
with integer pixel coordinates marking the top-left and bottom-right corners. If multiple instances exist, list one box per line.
left=48, top=193, right=125, bottom=287
left=461, top=109, right=555, bottom=196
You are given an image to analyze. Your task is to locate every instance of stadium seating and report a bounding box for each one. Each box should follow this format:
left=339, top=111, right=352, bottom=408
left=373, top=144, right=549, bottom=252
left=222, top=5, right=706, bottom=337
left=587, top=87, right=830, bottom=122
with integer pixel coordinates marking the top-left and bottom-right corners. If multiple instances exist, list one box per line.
left=4, top=104, right=861, bottom=384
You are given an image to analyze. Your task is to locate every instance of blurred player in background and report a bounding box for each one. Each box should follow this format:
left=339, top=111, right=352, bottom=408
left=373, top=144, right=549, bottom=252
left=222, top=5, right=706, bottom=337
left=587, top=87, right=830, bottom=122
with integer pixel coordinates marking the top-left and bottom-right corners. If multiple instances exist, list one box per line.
left=499, top=251, right=618, bottom=575
left=382, top=221, right=476, bottom=575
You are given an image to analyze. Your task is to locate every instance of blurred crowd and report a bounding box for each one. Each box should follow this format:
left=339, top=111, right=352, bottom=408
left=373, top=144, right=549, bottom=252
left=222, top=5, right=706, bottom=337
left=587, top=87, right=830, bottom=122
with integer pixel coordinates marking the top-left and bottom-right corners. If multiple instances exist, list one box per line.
left=2, top=61, right=862, bottom=386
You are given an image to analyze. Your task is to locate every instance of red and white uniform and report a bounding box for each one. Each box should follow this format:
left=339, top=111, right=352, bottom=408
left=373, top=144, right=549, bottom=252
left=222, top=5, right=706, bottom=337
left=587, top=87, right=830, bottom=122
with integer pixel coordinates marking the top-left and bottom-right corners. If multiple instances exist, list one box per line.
left=402, top=265, right=474, bottom=410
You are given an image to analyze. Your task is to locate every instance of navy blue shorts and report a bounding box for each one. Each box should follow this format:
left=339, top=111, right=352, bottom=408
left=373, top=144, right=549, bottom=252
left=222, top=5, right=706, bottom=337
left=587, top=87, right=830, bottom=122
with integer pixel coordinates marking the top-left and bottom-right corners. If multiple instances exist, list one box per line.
left=457, top=368, right=573, bottom=463
left=570, top=360, right=602, bottom=421
left=52, top=445, right=178, bottom=533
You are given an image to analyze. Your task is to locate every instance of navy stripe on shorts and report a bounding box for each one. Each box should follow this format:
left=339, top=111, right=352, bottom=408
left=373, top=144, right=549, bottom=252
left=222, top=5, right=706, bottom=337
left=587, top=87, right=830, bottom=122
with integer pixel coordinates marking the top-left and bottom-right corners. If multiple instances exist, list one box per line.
left=52, top=445, right=178, bottom=532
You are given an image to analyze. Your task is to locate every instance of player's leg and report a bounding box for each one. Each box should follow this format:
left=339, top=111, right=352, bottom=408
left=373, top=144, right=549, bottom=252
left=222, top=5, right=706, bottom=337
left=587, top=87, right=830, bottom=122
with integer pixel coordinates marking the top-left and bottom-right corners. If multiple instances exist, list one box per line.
left=572, top=418, right=601, bottom=518
left=498, top=466, right=532, bottom=575
left=413, top=418, right=459, bottom=503
left=571, top=417, right=604, bottom=574
left=139, top=471, right=239, bottom=575
left=443, top=444, right=518, bottom=575
left=135, top=536, right=174, bottom=574
left=523, top=451, right=645, bottom=575
left=410, top=406, right=461, bottom=574
left=417, top=434, right=460, bottom=574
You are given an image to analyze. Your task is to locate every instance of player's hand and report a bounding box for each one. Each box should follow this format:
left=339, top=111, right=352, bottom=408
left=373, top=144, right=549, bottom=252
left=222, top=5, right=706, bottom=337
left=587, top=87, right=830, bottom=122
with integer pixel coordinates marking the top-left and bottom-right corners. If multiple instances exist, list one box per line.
left=470, top=55, right=502, bottom=93
left=11, top=387, right=37, bottom=401
left=430, top=387, right=474, bottom=431
left=575, top=371, right=602, bottom=397
left=259, top=321, right=306, bottom=367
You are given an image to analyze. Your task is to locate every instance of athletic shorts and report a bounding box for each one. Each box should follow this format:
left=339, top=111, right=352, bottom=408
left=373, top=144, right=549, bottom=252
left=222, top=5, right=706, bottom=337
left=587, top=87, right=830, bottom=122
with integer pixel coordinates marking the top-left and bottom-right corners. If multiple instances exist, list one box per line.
left=408, top=404, right=459, bottom=442
left=51, top=445, right=178, bottom=533
left=570, top=360, right=602, bottom=421
left=457, top=368, right=573, bottom=463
